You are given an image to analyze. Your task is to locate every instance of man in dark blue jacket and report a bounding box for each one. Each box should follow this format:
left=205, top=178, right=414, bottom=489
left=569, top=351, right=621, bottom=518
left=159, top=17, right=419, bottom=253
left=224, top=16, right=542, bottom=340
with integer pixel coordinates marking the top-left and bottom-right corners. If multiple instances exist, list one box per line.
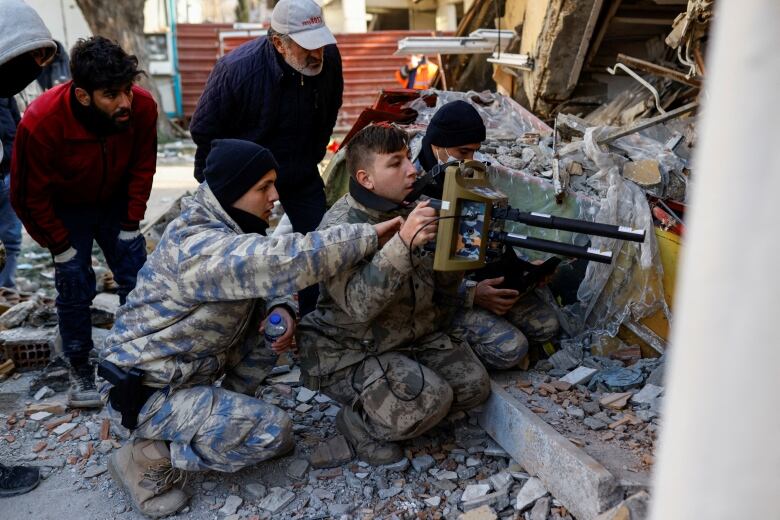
left=190, top=0, right=342, bottom=314
left=190, top=0, right=341, bottom=233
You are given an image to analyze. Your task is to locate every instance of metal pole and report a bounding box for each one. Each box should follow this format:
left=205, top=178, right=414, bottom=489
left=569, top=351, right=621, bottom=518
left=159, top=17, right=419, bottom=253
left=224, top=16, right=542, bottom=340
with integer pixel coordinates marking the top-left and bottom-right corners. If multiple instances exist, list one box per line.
left=650, top=1, right=780, bottom=519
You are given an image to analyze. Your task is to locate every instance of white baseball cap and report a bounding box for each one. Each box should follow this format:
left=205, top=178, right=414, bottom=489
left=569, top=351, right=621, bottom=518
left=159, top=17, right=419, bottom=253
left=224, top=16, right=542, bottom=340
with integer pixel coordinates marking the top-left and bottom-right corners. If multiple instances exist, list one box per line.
left=271, top=0, right=336, bottom=50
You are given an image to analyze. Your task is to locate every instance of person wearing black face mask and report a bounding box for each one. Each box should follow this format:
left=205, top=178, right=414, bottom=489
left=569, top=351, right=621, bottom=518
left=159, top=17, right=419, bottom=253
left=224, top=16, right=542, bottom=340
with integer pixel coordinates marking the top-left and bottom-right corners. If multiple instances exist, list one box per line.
left=414, top=100, right=561, bottom=371
left=0, top=0, right=56, bottom=98
left=11, top=36, right=158, bottom=410
left=0, top=0, right=56, bottom=501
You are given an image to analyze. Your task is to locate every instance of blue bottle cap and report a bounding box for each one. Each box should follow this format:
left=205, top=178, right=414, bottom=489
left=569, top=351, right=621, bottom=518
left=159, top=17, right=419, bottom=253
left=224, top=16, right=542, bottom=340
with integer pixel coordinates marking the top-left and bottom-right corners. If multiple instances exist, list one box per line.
left=269, top=313, right=282, bottom=325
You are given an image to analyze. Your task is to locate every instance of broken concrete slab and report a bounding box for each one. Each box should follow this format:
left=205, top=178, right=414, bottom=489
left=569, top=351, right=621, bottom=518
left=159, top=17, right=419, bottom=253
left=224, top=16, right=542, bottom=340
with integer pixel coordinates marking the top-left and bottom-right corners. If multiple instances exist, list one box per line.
left=623, top=160, right=662, bottom=187
left=267, top=366, right=301, bottom=384
left=463, top=490, right=509, bottom=512
left=411, top=454, right=435, bottom=473
left=0, top=326, right=56, bottom=346
left=458, top=504, right=497, bottom=520
left=461, top=484, right=491, bottom=502
left=489, top=471, right=513, bottom=492
left=29, top=411, right=52, bottom=421
left=0, top=298, right=40, bottom=329
left=549, top=349, right=581, bottom=371
left=479, top=382, right=621, bottom=519
left=219, top=495, right=242, bottom=516
left=594, top=491, right=650, bottom=520
left=380, top=457, right=410, bottom=473
left=514, top=477, right=548, bottom=512
left=584, top=417, right=608, bottom=431
left=600, top=392, right=633, bottom=410
left=296, top=387, right=316, bottom=403
left=33, top=386, right=53, bottom=401
left=631, top=384, right=664, bottom=405
left=52, top=422, right=77, bottom=436
left=83, top=465, right=107, bottom=478
left=286, top=458, right=309, bottom=480
left=257, top=487, right=294, bottom=514
left=424, top=496, right=441, bottom=508
left=530, top=496, right=551, bottom=520
left=560, top=366, right=598, bottom=386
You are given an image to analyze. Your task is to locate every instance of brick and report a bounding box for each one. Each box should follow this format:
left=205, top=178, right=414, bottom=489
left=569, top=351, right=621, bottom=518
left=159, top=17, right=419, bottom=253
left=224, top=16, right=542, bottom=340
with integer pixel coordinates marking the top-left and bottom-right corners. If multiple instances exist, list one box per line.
left=44, top=414, right=73, bottom=431
left=608, top=416, right=631, bottom=429
left=600, top=393, right=632, bottom=410
left=26, top=403, right=66, bottom=416
left=100, top=418, right=110, bottom=440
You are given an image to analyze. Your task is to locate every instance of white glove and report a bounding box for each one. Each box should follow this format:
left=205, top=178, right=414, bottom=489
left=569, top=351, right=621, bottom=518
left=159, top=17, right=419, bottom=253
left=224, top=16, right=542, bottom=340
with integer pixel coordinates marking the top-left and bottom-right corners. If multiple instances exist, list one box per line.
left=118, top=229, right=141, bottom=241
left=53, top=247, right=77, bottom=264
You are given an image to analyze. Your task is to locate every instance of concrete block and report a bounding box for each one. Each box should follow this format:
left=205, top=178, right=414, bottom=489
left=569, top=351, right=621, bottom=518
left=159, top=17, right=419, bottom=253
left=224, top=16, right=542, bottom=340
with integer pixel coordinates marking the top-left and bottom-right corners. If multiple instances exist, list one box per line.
left=479, top=382, right=622, bottom=519
left=462, top=484, right=491, bottom=502
left=631, top=384, right=664, bottom=405
left=515, top=477, right=548, bottom=511
left=560, top=366, right=598, bottom=386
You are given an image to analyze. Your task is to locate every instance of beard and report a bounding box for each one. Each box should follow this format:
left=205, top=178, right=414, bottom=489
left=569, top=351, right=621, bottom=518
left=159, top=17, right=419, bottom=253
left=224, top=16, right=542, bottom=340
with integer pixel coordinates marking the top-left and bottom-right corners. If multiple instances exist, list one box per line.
left=90, top=103, right=132, bottom=132
left=285, top=53, right=324, bottom=77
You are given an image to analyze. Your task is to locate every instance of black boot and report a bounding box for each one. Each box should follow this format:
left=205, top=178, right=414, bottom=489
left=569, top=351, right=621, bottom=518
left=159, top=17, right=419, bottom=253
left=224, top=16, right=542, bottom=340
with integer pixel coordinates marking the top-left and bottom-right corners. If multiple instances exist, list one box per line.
left=0, top=463, right=40, bottom=497
left=68, top=361, right=102, bottom=408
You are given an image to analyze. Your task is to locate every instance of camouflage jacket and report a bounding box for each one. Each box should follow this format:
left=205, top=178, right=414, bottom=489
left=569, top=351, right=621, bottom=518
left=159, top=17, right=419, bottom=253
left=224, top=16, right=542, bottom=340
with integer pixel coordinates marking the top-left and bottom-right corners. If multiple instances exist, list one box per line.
left=298, top=194, right=463, bottom=377
left=101, top=184, right=378, bottom=392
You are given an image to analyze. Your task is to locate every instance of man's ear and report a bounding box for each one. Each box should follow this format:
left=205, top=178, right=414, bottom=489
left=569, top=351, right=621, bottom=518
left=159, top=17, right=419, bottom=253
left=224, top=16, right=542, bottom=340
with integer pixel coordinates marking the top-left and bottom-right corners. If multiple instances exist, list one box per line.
left=74, top=87, right=91, bottom=107
left=355, top=169, right=373, bottom=190
left=270, top=35, right=286, bottom=55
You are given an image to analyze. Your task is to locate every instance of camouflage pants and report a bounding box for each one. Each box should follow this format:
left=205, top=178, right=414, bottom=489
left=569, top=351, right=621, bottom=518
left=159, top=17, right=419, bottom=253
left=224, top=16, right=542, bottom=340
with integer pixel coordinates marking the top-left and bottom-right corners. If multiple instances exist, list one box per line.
left=132, top=386, right=293, bottom=473
left=452, top=291, right=559, bottom=369
left=320, top=336, right=490, bottom=442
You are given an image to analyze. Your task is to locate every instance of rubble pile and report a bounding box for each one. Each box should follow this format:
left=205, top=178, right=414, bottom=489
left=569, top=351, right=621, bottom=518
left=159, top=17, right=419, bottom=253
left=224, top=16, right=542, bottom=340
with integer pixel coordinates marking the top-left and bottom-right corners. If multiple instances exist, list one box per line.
left=1, top=368, right=586, bottom=520
left=510, top=353, right=663, bottom=465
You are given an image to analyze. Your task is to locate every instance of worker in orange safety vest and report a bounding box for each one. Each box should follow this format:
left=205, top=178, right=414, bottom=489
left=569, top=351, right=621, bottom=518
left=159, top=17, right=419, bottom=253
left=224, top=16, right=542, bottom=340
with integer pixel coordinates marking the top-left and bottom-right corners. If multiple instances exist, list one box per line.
left=395, top=54, right=438, bottom=90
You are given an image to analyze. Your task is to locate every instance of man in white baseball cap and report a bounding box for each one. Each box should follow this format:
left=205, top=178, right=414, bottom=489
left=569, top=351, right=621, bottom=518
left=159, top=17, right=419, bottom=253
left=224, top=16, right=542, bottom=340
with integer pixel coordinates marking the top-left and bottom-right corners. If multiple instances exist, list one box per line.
left=271, top=0, right=337, bottom=52
left=190, top=0, right=343, bottom=316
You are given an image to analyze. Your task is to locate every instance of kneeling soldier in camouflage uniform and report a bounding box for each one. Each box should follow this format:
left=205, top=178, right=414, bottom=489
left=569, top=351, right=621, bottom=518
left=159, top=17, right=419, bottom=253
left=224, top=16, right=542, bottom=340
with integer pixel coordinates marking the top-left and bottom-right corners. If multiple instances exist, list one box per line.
left=298, top=124, right=491, bottom=466
left=100, top=139, right=402, bottom=518
left=414, top=100, right=560, bottom=369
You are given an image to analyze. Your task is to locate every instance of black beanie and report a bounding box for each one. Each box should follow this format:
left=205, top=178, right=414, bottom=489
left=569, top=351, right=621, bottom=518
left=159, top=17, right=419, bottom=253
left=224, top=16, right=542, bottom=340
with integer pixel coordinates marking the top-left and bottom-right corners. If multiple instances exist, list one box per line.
left=426, top=100, right=486, bottom=147
left=204, top=139, right=279, bottom=208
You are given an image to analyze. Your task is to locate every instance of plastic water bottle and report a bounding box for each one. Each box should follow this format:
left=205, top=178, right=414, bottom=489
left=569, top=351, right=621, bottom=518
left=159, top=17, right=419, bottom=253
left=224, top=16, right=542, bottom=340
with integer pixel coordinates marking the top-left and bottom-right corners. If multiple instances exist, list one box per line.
left=264, top=312, right=287, bottom=348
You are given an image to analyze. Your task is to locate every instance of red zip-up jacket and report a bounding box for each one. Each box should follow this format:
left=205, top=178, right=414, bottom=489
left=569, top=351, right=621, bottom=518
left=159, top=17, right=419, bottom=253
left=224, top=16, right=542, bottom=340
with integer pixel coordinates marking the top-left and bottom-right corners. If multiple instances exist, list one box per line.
left=11, top=81, right=157, bottom=254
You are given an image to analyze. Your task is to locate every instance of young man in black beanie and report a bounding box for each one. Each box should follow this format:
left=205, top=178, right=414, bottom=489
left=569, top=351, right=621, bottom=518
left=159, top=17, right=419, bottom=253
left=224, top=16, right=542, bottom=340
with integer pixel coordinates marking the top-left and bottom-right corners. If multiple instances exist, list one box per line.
left=99, top=139, right=401, bottom=517
left=415, top=100, right=561, bottom=370
left=414, top=99, right=487, bottom=198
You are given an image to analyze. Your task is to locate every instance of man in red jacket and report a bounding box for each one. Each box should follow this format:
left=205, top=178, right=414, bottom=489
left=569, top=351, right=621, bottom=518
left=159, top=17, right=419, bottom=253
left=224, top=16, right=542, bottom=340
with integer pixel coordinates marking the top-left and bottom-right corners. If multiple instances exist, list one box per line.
left=11, top=36, right=157, bottom=408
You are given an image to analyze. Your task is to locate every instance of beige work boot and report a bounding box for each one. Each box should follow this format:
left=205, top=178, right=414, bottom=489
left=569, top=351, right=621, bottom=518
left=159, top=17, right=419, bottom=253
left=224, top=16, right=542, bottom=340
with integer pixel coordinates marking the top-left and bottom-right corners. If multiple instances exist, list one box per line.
left=108, top=438, right=189, bottom=518
left=336, top=406, right=403, bottom=466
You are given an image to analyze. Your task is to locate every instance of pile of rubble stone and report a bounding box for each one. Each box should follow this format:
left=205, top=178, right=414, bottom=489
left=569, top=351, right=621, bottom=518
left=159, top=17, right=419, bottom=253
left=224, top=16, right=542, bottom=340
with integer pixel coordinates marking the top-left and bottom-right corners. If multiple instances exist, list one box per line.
left=1, top=363, right=594, bottom=520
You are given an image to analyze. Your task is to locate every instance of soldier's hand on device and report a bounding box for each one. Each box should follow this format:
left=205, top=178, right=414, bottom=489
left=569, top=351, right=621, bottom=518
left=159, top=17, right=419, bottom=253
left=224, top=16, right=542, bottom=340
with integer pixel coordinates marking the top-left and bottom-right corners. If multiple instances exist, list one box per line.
left=475, top=277, right=520, bottom=315
left=262, top=307, right=296, bottom=354
left=374, top=216, right=404, bottom=247
left=399, top=200, right=438, bottom=249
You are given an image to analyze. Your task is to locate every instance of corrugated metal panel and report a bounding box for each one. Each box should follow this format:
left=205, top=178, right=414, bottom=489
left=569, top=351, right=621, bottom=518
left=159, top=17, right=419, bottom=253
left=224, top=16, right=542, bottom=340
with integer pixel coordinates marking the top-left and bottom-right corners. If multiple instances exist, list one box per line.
left=177, top=26, right=442, bottom=130
left=176, top=23, right=231, bottom=118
